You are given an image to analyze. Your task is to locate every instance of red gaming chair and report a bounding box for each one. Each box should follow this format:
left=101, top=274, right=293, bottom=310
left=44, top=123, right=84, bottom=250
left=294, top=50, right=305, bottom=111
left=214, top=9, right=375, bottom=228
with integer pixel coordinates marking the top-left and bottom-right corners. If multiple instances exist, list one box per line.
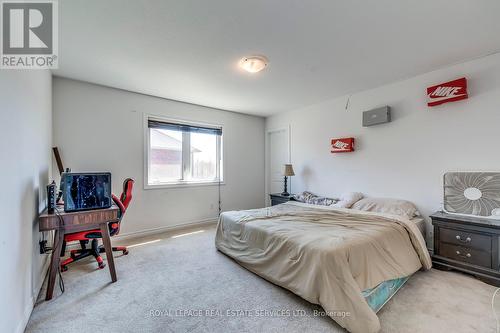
left=60, top=178, right=134, bottom=271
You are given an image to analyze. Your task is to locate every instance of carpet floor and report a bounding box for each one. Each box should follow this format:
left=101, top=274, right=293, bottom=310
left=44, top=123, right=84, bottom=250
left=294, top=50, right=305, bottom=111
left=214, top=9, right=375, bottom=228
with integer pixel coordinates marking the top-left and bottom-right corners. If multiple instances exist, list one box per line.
left=26, top=225, right=499, bottom=333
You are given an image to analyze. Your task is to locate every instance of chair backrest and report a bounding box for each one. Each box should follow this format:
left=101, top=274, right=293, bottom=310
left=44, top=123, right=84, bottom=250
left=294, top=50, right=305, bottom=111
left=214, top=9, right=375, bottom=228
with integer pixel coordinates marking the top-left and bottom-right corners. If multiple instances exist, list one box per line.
left=110, top=178, right=134, bottom=235
left=120, top=178, right=134, bottom=211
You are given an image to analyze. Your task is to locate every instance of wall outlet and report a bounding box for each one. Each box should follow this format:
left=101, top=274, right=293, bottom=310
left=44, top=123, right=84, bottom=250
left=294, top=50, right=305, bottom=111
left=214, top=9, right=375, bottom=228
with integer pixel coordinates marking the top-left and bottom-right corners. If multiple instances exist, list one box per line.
left=39, top=240, right=48, bottom=254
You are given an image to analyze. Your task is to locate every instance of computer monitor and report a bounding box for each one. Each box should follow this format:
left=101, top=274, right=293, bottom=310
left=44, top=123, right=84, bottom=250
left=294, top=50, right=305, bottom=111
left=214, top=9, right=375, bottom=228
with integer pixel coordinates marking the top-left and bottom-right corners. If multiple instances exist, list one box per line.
left=62, top=172, right=112, bottom=212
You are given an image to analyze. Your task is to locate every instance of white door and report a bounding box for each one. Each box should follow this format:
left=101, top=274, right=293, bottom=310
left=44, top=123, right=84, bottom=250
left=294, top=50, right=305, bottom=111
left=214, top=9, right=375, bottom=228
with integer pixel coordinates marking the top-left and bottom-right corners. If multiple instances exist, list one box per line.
left=267, top=128, right=289, bottom=202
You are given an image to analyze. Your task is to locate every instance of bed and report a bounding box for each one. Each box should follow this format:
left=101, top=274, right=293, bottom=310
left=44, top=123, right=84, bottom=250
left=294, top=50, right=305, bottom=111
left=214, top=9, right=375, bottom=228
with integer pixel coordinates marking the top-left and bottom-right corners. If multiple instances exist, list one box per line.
left=215, top=201, right=431, bottom=333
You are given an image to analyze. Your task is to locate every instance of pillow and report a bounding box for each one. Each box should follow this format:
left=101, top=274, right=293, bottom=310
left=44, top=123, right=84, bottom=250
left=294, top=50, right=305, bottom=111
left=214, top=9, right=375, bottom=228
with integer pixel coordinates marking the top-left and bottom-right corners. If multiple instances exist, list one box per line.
left=351, top=197, right=419, bottom=219
left=293, top=191, right=338, bottom=206
left=331, top=192, right=364, bottom=208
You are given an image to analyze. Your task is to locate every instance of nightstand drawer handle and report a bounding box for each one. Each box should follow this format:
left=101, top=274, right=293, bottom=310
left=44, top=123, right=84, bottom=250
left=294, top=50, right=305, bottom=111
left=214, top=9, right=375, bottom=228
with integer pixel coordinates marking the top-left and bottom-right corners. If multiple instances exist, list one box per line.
left=455, top=250, right=471, bottom=258
left=455, top=235, right=471, bottom=243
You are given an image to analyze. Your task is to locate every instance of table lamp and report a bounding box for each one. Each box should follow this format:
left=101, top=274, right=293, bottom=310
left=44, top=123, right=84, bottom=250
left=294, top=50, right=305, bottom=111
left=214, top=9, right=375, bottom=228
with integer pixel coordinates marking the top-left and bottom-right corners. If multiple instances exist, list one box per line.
left=282, top=164, right=295, bottom=196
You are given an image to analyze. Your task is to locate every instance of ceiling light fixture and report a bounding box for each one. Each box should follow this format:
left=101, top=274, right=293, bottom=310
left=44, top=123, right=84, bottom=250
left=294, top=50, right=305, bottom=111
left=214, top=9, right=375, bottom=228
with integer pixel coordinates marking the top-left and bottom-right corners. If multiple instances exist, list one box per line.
left=239, top=55, right=268, bottom=73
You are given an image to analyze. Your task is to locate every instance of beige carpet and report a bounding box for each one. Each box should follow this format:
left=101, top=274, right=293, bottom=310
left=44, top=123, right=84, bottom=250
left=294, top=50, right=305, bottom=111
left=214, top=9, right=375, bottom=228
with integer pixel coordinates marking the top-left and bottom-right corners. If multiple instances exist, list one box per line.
left=26, top=225, right=499, bottom=333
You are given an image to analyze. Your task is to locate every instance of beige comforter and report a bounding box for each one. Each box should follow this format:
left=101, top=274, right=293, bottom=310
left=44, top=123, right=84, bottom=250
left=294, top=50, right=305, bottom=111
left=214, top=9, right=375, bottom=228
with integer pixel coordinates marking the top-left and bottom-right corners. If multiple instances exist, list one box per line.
left=215, top=202, right=431, bottom=333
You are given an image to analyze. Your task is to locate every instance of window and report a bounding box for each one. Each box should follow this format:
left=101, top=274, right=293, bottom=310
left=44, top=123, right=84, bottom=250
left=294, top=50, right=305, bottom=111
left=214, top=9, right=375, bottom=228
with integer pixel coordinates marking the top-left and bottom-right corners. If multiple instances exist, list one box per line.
left=146, top=117, right=223, bottom=187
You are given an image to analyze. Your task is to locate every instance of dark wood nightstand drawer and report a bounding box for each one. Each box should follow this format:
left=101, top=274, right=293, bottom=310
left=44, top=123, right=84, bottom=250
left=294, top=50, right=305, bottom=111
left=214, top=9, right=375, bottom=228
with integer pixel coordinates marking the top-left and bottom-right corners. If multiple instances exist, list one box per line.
left=271, top=197, right=288, bottom=205
left=270, top=193, right=294, bottom=206
left=439, top=242, right=491, bottom=269
left=440, top=227, right=492, bottom=252
left=431, top=211, right=500, bottom=287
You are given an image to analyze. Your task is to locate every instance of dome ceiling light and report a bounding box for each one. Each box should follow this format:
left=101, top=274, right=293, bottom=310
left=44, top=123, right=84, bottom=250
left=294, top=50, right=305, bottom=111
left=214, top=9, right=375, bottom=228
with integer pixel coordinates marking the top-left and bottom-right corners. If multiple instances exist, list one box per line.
left=239, top=55, right=268, bottom=73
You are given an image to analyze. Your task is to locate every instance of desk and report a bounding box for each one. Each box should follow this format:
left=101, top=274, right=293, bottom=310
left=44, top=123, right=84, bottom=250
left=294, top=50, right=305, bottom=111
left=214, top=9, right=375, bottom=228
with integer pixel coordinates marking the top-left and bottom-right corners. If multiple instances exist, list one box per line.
left=39, top=205, right=119, bottom=300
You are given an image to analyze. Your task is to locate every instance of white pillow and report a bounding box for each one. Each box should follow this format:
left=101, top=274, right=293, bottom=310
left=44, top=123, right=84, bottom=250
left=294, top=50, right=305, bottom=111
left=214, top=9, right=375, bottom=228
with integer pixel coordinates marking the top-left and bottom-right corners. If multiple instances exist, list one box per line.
left=351, top=197, right=419, bottom=219
left=331, top=192, right=363, bottom=208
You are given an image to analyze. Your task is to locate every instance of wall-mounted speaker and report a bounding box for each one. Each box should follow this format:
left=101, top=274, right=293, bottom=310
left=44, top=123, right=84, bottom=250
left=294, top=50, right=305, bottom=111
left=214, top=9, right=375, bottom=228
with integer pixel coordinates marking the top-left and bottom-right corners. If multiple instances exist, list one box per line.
left=362, top=106, right=391, bottom=127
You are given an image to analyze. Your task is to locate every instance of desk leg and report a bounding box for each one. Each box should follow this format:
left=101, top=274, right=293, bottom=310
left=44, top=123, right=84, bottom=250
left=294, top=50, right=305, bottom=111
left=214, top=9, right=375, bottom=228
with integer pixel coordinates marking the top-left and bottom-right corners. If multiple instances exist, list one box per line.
left=46, top=229, right=64, bottom=300
left=100, top=223, right=117, bottom=282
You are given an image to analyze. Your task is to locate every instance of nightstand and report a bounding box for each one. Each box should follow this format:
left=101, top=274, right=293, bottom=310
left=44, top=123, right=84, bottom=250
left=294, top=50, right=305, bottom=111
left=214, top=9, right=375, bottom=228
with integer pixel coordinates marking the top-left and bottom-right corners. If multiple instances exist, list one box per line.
left=431, top=211, right=500, bottom=286
left=270, top=193, right=295, bottom=206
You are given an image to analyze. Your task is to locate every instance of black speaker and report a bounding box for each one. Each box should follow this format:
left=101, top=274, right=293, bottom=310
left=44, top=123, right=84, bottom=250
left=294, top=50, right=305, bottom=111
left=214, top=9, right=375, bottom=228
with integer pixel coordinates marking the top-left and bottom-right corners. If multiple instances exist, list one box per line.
left=47, top=181, right=56, bottom=214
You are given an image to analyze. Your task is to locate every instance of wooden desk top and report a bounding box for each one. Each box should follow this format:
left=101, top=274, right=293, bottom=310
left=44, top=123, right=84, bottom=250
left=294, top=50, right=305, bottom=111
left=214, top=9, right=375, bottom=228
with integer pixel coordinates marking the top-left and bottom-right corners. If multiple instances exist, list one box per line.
left=39, top=205, right=119, bottom=232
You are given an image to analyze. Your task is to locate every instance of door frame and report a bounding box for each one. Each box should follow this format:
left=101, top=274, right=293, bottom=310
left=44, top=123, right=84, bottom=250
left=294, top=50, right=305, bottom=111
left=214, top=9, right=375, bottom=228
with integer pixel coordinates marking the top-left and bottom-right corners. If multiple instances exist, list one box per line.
left=265, top=125, right=291, bottom=206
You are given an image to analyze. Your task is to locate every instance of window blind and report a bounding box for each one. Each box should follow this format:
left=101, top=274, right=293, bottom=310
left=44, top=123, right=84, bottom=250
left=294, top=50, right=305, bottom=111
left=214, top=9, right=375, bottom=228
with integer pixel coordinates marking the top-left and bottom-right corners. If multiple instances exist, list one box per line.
left=148, top=119, right=222, bottom=136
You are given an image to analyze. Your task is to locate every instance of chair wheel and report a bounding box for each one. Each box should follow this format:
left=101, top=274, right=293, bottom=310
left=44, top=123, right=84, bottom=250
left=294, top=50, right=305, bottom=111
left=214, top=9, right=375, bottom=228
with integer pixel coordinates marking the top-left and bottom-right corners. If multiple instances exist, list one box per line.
left=123, top=250, right=129, bottom=255
left=61, top=265, right=68, bottom=272
left=98, top=262, right=106, bottom=269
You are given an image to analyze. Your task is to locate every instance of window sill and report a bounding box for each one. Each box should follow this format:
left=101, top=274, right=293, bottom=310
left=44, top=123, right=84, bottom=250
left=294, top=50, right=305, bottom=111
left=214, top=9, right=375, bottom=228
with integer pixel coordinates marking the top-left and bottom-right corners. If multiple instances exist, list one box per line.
left=144, top=181, right=225, bottom=190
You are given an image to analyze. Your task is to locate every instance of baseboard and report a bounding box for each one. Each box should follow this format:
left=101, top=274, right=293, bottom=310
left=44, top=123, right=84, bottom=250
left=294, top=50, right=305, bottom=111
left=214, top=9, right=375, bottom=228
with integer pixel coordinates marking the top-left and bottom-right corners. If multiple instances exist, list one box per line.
left=17, top=254, right=51, bottom=333
left=112, top=217, right=219, bottom=242
left=16, top=295, right=35, bottom=333
left=65, top=217, right=219, bottom=249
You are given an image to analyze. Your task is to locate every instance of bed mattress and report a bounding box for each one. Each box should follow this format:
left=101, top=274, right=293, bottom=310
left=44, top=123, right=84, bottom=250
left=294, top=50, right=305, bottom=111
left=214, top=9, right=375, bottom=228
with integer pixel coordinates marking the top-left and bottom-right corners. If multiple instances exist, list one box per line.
left=330, top=211, right=419, bottom=314
left=362, top=276, right=410, bottom=313
left=359, top=215, right=421, bottom=313
left=215, top=202, right=431, bottom=333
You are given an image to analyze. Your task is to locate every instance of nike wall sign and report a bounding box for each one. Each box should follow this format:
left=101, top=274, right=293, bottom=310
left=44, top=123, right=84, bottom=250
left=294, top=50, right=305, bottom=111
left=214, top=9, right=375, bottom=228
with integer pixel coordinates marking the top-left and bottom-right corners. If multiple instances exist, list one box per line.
left=427, top=77, right=468, bottom=107
left=331, top=138, right=354, bottom=153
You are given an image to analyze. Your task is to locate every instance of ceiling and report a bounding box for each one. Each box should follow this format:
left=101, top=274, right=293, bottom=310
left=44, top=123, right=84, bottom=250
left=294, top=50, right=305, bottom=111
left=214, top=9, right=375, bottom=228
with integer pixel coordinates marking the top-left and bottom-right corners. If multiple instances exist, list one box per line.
left=55, top=0, right=500, bottom=117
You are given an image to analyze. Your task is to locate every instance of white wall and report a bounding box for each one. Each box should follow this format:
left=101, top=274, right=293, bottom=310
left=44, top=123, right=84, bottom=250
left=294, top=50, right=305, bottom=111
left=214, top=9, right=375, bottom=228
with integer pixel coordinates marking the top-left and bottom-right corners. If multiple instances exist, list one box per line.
left=53, top=78, right=265, bottom=236
left=266, top=52, right=500, bottom=244
left=0, top=71, right=52, bottom=333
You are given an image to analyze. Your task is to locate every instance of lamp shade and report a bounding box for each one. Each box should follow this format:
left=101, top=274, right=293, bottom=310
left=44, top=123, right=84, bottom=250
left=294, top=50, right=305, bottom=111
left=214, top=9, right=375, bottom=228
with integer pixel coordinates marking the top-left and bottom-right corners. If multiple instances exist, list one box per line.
left=283, top=164, right=295, bottom=176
